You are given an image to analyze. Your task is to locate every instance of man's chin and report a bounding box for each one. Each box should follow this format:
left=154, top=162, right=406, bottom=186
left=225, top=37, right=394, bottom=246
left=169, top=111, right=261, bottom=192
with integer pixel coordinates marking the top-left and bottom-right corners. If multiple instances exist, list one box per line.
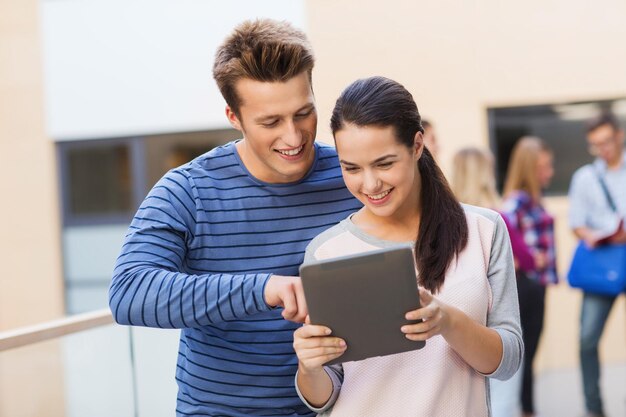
left=275, top=160, right=314, bottom=183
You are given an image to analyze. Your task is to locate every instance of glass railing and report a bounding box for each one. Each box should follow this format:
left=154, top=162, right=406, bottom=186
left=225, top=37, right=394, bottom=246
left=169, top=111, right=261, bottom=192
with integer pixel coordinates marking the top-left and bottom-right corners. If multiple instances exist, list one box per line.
left=2, top=308, right=624, bottom=416
left=0, top=310, right=180, bottom=417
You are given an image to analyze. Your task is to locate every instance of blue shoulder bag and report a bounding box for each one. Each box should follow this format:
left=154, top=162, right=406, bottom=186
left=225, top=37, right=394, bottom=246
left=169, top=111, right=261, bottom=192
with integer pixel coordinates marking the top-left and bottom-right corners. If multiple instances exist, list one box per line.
left=567, top=169, right=626, bottom=295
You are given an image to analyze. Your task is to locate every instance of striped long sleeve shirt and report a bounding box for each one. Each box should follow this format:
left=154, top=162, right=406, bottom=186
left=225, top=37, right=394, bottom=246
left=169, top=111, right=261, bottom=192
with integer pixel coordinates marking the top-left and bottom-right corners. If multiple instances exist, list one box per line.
left=109, top=141, right=361, bottom=417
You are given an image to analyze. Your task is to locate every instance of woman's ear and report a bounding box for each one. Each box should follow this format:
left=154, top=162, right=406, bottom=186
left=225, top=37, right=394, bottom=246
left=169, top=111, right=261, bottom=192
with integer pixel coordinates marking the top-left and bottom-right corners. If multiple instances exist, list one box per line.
left=414, top=131, right=425, bottom=160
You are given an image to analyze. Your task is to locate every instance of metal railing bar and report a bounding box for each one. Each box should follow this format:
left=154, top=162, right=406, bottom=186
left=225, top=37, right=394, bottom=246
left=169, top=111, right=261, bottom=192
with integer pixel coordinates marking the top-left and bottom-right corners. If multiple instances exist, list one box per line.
left=0, top=308, right=113, bottom=352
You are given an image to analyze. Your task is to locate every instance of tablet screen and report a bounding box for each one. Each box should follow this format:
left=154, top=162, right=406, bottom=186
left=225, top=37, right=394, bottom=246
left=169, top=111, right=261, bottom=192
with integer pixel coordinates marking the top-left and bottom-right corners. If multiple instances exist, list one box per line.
left=299, top=245, right=424, bottom=365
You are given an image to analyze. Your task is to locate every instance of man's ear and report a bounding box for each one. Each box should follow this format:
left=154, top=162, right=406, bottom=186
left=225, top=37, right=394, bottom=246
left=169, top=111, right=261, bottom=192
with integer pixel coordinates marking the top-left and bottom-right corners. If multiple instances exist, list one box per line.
left=414, top=131, right=424, bottom=160
left=225, top=106, right=243, bottom=131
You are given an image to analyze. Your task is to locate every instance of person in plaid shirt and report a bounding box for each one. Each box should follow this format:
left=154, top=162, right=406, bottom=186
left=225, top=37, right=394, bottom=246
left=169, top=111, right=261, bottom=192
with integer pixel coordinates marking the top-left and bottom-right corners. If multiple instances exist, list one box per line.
left=501, top=136, right=557, bottom=417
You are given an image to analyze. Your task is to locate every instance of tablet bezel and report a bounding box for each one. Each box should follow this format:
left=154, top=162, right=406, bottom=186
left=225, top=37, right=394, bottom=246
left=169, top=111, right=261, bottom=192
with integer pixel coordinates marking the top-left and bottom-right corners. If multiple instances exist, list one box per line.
left=299, top=245, right=424, bottom=365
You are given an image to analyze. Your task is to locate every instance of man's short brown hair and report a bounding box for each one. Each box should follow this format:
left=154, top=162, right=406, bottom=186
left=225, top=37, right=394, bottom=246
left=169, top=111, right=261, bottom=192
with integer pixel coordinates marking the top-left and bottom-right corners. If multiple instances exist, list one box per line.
left=585, top=111, right=621, bottom=134
left=213, top=19, right=315, bottom=116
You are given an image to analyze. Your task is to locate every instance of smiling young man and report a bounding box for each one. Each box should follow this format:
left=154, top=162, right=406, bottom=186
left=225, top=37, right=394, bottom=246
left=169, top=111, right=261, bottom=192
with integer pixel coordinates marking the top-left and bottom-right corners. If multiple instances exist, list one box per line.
left=109, top=19, right=360, bottom=417
left=568, top=112, right=626, bottom=417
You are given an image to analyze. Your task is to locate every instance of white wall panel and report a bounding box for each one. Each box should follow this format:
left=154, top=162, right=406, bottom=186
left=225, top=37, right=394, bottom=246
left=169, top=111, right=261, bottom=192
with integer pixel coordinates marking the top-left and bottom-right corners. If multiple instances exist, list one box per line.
left=41, top=0, right=305, bottom=140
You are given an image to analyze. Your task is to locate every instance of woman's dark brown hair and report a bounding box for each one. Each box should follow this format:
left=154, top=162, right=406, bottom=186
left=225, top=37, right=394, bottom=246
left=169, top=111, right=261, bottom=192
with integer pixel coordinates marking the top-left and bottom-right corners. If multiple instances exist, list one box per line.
left=330, top=76, right=467, bottom=293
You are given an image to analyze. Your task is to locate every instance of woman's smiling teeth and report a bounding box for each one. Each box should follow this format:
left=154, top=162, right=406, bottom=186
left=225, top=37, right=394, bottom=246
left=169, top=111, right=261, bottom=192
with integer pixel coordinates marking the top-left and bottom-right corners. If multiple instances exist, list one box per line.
left=367, top=189, right=392, bottom=200
left=276, top=145, right=304, bottom=156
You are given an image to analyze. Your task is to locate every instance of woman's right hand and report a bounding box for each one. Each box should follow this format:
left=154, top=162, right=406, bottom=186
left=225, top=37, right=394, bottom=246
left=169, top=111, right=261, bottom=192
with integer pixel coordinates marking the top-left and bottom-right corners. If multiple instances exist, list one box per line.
left=293, top=317, right=347, bottom=372
left=533, top=251, right=548, bottom=269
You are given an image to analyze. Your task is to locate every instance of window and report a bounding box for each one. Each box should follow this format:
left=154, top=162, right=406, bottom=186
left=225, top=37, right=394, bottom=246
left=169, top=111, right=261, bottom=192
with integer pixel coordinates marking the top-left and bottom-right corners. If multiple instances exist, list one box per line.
left=57, top=128, right=240, bottom=313
left=58, top=128, right=240, bottom=226
left=59, top=139, right=137, bottom=225
left=67, top=143, right=132, bottom=215
left=488, top=99, right=626, bottom=195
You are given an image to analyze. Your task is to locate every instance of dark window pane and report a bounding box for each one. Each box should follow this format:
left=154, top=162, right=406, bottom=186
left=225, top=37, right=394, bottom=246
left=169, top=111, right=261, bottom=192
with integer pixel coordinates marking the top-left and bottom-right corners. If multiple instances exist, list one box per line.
left=67, top=145, right=132, bottom=214
left=144, top=129, right=240, bottom=191
left=488, top=99, right=626, bottom=196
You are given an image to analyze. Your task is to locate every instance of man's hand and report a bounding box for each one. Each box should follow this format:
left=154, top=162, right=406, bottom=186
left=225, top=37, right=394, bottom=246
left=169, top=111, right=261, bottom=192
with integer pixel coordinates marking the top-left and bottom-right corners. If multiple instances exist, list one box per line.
left=264, top=275, right=308, bottom=323
left=608, top=228, right=626, bottom=244
left=583, top=235, right=601, bottom=249
left=575, top=227, right=602, bottom=249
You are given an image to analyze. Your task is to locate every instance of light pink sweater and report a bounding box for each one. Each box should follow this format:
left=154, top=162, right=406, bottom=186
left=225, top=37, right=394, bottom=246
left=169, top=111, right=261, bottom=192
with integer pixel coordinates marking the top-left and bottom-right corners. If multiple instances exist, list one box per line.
left=297, top=205, right=523, bottom=417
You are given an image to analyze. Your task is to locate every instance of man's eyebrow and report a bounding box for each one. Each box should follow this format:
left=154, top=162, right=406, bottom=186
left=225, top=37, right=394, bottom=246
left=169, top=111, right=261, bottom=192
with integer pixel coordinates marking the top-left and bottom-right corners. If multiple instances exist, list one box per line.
left=296, top=103, right=315, bottom=113
left=254, top=114, right=280, bottom=123
left=254, top=104, right=315, bottom=123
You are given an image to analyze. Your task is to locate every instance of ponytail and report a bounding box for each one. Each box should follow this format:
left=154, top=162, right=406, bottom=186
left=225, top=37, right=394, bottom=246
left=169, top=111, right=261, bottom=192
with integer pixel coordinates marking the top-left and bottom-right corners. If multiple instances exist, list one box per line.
left=415, top=147, right=468, bottom=293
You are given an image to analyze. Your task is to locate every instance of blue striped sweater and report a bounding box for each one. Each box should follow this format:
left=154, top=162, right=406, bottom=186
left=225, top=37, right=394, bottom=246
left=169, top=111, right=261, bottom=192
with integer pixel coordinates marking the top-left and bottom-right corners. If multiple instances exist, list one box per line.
left=109, top=141, right=361, bottom=416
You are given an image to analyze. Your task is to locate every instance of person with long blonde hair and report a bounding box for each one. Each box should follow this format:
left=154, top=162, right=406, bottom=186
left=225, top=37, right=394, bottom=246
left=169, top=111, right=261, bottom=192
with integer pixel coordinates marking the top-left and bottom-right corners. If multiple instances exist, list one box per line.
left=452, top=147, right=500, bottom=208
left=501, top=136, right=557, bottom=417
left=451, top=146, right=535, bottom=274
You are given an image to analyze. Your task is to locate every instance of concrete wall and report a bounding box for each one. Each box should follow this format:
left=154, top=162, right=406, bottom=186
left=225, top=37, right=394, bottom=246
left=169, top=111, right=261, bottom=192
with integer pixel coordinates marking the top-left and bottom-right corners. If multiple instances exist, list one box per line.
left=40, top=0, right=306, bottom=140
left=307, top=1, right=626, bottom=160
left=306, top=0, right=626, bottom=371
left=0, top=0, right=65, bottom=415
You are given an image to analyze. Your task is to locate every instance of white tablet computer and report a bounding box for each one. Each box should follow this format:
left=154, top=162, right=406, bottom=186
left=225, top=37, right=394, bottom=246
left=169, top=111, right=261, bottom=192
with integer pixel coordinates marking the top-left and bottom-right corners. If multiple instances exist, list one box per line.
left=299, top=245, right=424, bottom=365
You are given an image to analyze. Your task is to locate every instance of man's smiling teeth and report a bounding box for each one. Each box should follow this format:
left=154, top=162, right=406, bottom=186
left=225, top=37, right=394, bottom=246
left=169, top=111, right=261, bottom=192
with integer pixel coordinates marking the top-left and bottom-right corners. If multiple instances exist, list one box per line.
left=367, top=189, right=391, bottom=200
left=277, top=145, right=303, bottom=156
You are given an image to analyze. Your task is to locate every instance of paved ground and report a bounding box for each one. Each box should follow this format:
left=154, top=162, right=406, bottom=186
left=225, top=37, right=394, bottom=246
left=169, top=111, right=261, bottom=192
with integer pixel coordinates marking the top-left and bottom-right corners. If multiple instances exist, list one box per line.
left=535, top=362, right=626, bottom=417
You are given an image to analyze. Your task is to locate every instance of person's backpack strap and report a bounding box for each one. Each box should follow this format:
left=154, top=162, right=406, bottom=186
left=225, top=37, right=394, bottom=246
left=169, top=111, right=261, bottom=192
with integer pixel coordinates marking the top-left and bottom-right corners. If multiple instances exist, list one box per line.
left=594, top=165, right=618, bottom=213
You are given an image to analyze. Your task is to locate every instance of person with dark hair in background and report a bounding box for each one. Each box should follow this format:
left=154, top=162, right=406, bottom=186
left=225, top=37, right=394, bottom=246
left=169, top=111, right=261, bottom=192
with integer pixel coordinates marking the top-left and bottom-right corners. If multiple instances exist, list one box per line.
left=501, top=136, right=557, bottom=417
left=293, top=77, right=522, bottom=417
left=568, top=112, right=626, bottom=417
left=109, top=19, right=361, bottom=417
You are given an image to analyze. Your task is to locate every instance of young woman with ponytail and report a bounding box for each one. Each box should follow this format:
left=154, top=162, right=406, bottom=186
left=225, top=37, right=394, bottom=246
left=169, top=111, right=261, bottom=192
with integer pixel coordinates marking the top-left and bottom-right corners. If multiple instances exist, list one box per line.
left=292, top=76, right=523, bottom=417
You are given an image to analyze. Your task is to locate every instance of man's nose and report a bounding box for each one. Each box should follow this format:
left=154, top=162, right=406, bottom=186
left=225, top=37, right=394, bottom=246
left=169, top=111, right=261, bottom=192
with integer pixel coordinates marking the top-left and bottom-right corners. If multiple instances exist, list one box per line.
left=282, top=120, right=303, bottom=147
